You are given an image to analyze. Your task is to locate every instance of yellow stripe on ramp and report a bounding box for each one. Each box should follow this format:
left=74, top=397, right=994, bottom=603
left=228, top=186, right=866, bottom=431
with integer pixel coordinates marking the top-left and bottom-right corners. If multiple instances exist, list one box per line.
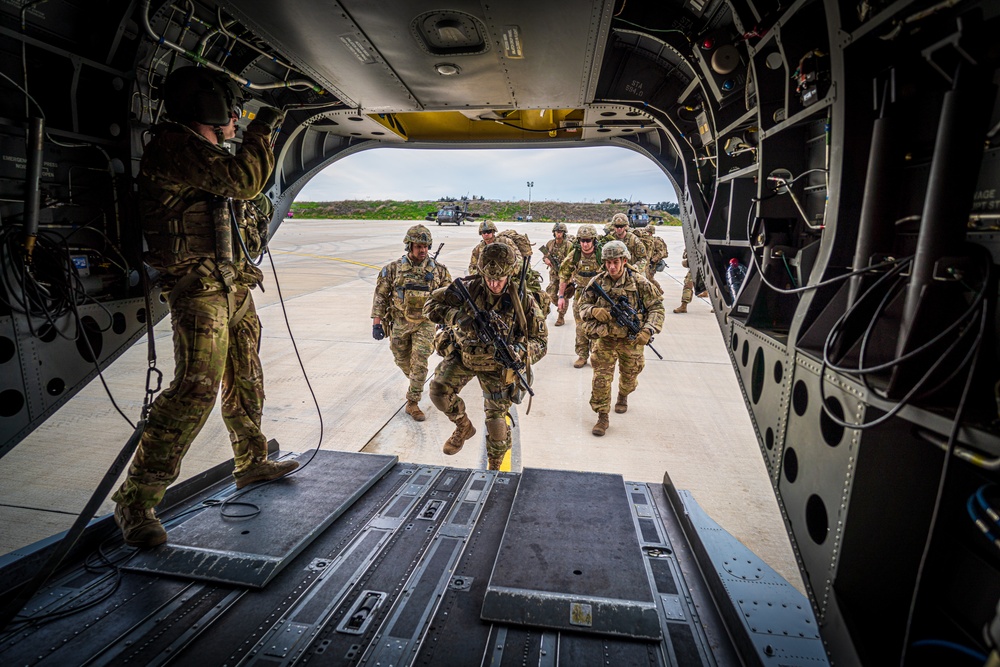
left=269, top=249, right=380, bottom=270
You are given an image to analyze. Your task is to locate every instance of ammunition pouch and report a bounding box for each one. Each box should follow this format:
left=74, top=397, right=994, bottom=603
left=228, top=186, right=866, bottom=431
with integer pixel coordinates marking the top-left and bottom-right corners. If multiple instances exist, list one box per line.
left=397, top=283, right=432, bottom=323
left=461, top=344, right=500, bottom=372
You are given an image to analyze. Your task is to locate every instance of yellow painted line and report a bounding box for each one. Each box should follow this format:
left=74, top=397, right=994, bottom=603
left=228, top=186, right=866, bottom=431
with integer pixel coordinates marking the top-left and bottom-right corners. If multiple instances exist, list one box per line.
left=269, top=249, right=380, bottom=270
left=501, top=448, right=511, bottom=472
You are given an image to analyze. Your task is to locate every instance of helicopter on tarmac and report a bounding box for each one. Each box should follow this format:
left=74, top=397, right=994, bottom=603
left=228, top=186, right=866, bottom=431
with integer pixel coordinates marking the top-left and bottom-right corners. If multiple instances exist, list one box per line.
left=425, top=197, right=478, bottom=226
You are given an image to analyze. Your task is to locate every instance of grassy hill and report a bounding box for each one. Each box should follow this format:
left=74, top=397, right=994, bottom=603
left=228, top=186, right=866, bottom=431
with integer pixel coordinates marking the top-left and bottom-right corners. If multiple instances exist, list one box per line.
left=291, top=200, right=681, bottom=225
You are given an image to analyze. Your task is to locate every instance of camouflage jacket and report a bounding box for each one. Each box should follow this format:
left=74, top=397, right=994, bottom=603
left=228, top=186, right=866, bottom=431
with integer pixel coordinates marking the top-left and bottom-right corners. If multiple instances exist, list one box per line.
left=139, top=120, right=275, bottom=287
left=372, top=255, right=452, bottom=332
left=541, top=238, right=572, bottom=275
left=600, top=230, right=649, bottom=272
left=424, top=275, right=548, bottom=372
left=558, top=245, right=603, bottom=286
left=578, top=268, right=664, bottom=340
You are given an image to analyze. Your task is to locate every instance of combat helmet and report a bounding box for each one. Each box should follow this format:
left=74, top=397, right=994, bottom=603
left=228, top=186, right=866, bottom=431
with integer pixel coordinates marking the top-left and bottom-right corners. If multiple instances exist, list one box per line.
left=552, top=222, right=568, bottom=236
left=602, top=240, right=631, bottom=261
left=478, top=241, right=519, bottom=279
left=164, top=67, right=247, bottom=125
left=404, top=224, right=433, bottom=248
left=577, top=224, right=598, bottom=240
left=611, top=212, right=629, bottom=226
left=478, top=220, right=498, bottom=235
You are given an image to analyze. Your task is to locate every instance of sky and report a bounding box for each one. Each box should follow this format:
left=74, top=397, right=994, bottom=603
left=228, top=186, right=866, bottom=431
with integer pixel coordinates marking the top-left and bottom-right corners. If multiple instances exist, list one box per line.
left=295, top=145, right=679, bottom=205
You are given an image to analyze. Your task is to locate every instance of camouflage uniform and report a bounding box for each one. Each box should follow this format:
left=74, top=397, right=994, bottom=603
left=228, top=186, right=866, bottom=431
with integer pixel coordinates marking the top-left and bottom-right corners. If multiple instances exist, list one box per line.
left=113, top=116, right=277, bottom=510
left=579, top=267, right=664, bottom=415
left=637, top=227, right=668, bottom=288
left=601, top=227, right=649, bottom=273
left=424, top=274, right=547, bottom=465
left=372, top=254, right=452, bottom=403
left=542, top=236, right=572, bottom=317
left=498, top=229, right=550, bottom=314
left=468, top=240, right=490, bottom=275
left=558, top=242, right=603, bottom=361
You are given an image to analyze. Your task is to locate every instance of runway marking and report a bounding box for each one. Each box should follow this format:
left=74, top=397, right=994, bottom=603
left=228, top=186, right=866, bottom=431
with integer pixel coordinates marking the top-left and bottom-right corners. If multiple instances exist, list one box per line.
left=270, top=249, right=380, bottom=270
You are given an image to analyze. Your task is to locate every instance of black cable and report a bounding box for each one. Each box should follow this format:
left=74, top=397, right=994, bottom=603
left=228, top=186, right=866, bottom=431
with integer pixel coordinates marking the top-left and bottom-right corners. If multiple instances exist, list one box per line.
left=898, top=305, right=987, bottom=666
left=216, top=246, right=325, bottom=520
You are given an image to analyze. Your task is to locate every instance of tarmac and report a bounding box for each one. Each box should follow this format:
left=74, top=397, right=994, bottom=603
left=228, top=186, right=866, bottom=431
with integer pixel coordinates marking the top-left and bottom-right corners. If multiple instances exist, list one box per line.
left=0, top=219, right=804, bottom=593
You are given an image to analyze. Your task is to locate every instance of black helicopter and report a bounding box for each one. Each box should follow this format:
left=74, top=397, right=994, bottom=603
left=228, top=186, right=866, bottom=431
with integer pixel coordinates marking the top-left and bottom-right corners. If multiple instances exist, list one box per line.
left=425, top=198, right=478, bottom=226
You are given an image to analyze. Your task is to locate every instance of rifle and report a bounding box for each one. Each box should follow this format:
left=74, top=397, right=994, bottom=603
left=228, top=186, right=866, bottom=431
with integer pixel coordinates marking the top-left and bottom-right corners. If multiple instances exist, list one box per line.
left=587, top=281, right=664, bottom=359
left=432, top=242, right=444, bottom=261
left=449, top=277, right=534, bottom=396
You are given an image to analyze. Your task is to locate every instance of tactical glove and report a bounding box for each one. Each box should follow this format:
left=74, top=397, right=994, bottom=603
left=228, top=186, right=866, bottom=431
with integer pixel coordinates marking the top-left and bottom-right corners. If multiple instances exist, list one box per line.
left=591, top=307, right=612, bottom=323
left=634, top=329, right=652, bottom=346
left=655, top=259, right=667, bottom=272
left=372, top=323, right=385, bottom=340
left=251, top=106, right=285, bottom=133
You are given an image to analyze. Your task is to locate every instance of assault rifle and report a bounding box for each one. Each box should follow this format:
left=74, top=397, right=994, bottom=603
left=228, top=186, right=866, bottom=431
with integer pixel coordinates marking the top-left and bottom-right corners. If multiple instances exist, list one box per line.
left=449, top=277, right=534, bottom=396
left=587, top=281, right=664, bottom=359
left=432, top=242, right=444, bottom=261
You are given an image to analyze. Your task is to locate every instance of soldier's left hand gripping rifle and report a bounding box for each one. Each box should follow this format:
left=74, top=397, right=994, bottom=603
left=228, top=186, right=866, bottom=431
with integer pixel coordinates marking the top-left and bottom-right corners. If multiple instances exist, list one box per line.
left=587, top=281, right=664, bottom=359
left=449, top=277, right=534, bottom=397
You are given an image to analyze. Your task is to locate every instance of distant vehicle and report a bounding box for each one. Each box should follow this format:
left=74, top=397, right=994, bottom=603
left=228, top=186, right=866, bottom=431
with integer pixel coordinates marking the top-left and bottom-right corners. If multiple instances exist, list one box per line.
left=626, top=201, right=662, bottom=228
left=425, top=199, right=478, bottom=225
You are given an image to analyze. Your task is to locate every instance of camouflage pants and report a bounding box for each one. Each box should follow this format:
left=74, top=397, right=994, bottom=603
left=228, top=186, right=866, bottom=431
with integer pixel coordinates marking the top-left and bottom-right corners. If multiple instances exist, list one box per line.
left=429, top=353, right=512, bottom=459
left=589, top=337, right=646, bottom=414
left=681, top=270, right=693, bottom=304
left=389, top=321, right=435, bottom=402
left=545, top=271, right=566, bottom=315
left=573, top=296, right=591, bottom=359
left=112, top=286, right=267, bottom=508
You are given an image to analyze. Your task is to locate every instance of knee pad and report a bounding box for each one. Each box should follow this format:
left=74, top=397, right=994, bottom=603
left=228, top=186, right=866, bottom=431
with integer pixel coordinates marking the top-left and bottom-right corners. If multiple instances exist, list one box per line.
left=485, top=417, right=508, bottom=442
left=429, top=380, right=451, bottom=411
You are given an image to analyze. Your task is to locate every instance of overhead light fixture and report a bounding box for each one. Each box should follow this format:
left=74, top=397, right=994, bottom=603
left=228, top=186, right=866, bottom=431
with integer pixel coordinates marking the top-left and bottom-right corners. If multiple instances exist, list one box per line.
left=435, top=63, right=461, bottom=76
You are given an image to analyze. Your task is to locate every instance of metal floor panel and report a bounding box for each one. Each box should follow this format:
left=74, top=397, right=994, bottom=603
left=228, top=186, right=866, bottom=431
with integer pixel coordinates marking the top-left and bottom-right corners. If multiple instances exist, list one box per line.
left=481, top=468, right=661, bottom=640
left=123, top=451, right=397, bottom=587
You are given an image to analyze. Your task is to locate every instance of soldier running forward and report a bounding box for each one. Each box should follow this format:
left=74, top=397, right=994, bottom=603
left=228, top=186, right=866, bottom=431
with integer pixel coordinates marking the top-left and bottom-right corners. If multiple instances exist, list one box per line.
left=602, top=212, right=649, bottom=273
left=372, top=224, right=452, bottom=421
left=468, top=219, right=498, bottom=275
left=542, top=222, right=573, bottom=326
left=579, top=240, right=664, bottom=436
left=111, top=67, right=295, bottom=548
left=424, top=242, right=547, bottom=470
left=557, top=224, right=603, bottom=368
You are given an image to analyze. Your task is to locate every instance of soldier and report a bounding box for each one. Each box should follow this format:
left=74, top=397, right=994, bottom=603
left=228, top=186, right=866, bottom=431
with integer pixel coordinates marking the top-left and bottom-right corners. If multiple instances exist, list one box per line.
left=542, top=222, right=573, bottom=325
left=635, top=225, right=669, bottom=290
left=497, top=229, right=550, bottom=314
left=674, top=249, right=709, bottom=313
left=602, top=213, right=649, bottom=273
left=371, top=225, right=452, bottom=420
left=579, top=240, right=664, bottom=436
left=111, top=67, right=295, bottom=548
left=557, top=224, right=603, bottom=368
left=424, top=242, right=548, bottom=470
left=468, top=220, right=498, bottom=274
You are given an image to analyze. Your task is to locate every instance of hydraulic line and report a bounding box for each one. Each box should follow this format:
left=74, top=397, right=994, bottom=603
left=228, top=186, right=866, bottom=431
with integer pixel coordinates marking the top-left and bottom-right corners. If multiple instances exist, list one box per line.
left=22, top=117, right=44, bottom=261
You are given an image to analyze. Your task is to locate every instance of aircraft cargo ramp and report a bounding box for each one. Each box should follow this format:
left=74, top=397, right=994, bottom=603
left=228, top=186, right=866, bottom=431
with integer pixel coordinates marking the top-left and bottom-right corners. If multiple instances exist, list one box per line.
left=0, top=449, right=824, bottom=666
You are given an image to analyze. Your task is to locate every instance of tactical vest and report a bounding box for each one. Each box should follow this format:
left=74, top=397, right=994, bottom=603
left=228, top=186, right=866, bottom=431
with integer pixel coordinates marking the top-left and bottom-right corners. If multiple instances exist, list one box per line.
left=141, top=174, right=261, bottom=283
left=455, top=278, right=523, bottom=373
left=569, top=247, right=603, bottom=284
left=388, top=256, right=439, bottom=323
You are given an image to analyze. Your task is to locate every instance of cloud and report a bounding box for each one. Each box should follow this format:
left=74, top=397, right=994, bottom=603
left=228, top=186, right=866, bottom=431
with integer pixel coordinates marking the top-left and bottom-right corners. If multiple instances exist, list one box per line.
left=295, top=146, right=678, bottom=204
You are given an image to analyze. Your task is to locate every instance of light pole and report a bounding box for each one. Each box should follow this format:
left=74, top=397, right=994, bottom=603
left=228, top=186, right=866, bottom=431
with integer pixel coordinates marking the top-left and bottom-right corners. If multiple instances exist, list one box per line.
left=527, top=181, right=533, bottom=220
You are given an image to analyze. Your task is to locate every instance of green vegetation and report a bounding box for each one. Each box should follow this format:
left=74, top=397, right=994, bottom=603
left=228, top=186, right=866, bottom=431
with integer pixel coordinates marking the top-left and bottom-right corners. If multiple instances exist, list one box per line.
left=290, top=200, right=681, bottom=225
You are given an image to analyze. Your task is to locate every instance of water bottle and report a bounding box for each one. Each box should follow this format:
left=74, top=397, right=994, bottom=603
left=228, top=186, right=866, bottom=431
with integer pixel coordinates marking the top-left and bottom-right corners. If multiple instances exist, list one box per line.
left=726, top=258, right=747, bottom=302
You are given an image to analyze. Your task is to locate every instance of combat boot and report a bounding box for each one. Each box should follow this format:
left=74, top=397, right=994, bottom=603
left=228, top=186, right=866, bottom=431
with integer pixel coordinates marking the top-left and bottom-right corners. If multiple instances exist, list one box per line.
left=114, top=503, right=167, bottom=548
left=696, top=290, right=709, bottom=298
left=573, top=356, right=588, bottom=368
left=405, top=400, right=426, bottom=422
left=487, top=455, right=505, bottom=471
left=615, top=394, right=628, bottom=414
left=592, top=412, right=610, bottom=436
left=443, top=415, right=476, bottom=455
left=234, top=458, right=300, bottom=489
left=673, top=303, right=687, bottom=313
left=555, top=312, right=565, bottom=326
